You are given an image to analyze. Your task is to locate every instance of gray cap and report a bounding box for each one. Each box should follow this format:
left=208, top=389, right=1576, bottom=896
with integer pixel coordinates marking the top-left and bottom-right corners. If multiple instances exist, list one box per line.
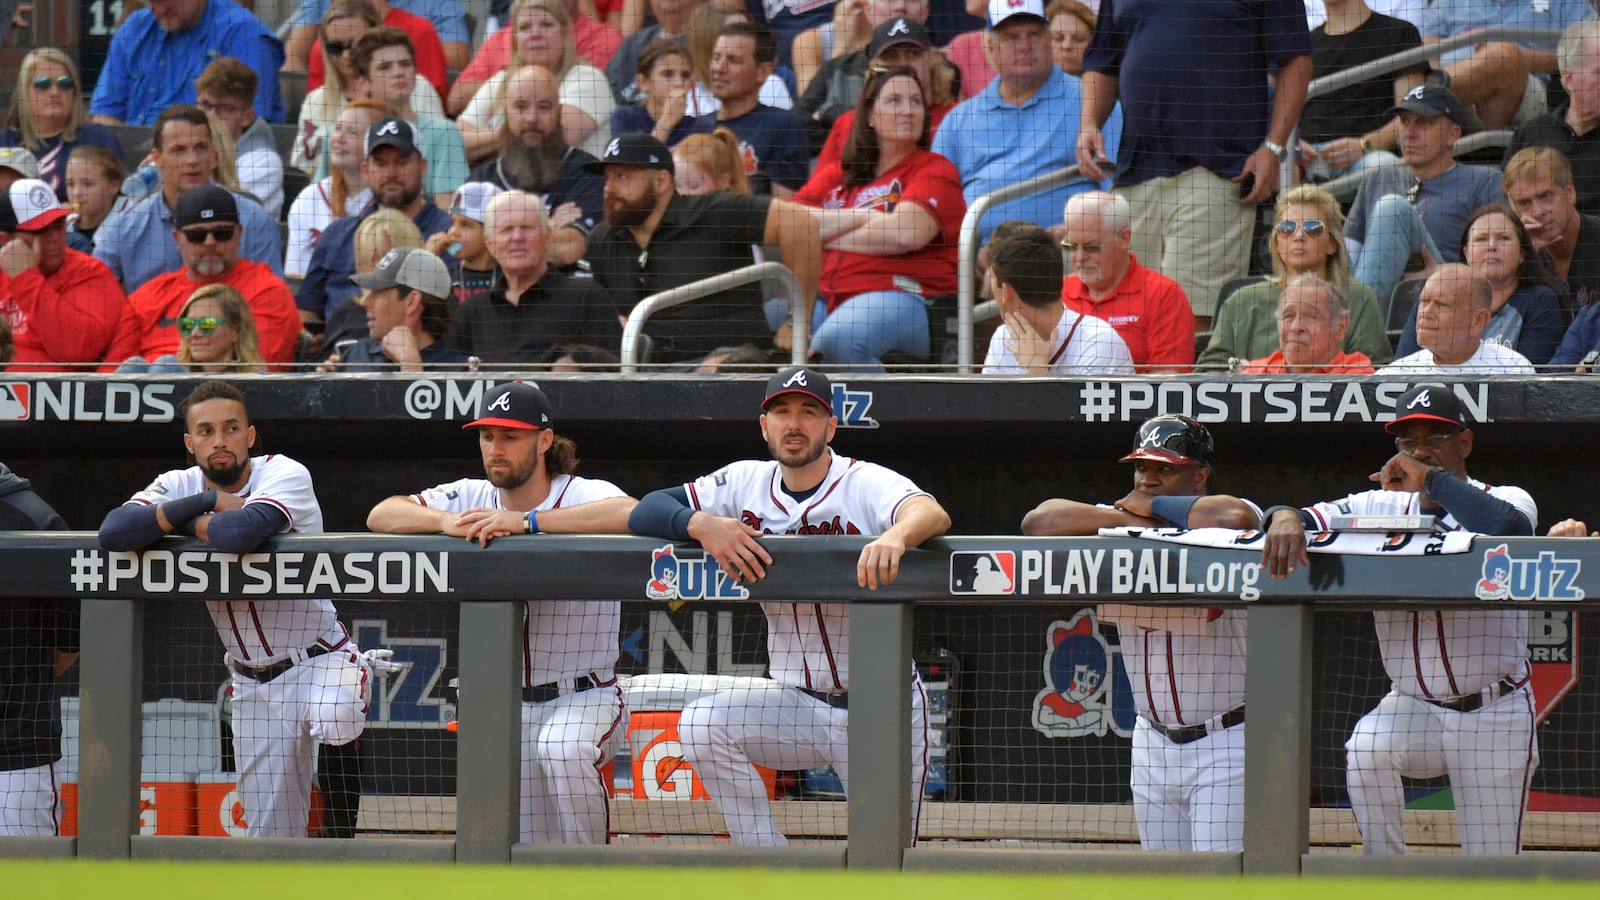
left=351, top=247, right=452, bottom=300
left=0, top=147, right=41, bottom=179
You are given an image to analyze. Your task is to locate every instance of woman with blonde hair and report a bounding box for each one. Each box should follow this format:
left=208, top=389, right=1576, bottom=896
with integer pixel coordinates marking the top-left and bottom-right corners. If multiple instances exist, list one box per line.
left=286, top=99, right=381, bottom=278
left=458, top=0, right=615, bottom=162
left=672, top=127, right=750, bottom=196
left=117, top=285, right=267, bottom=374
left=1198, top=184, right=1392, bottom=368
left=2, top=48, right=122, bottom=200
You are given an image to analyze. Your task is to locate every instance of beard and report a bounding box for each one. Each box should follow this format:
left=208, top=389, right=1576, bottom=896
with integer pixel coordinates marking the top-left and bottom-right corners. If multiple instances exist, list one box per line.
left=376, top=182, right=422, bottom=209
left=190, top=254, right=230, bottom=278
left=200, top=454, right=249, bottom=489
left=483, top=450, right=539, bottom=490
left=767, top=430, right=826, bottom=470
left=501, top=122, right=566, bottom=191
left=604, top=181, right=658, bottom=230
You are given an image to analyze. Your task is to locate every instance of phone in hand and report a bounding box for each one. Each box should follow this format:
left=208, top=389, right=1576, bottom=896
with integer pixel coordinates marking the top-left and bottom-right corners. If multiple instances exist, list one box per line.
left=1238, top=172, right=1256, bottom=199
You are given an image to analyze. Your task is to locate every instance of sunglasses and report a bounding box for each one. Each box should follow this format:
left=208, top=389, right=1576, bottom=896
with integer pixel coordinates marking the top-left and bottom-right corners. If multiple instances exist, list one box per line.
left=181, top=225, right=237, bottom=244
left=1275, top=219, right=1326, bottom=237
left=325, top=40, right=354, bottom=57
left=178, top=317, right=228, bottom=336
left=32, top=75, right=75, bottom=92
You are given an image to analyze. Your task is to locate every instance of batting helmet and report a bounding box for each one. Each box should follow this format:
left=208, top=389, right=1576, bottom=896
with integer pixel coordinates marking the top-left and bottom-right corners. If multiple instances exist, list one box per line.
left=1119, top=415, right=1215, bottom=469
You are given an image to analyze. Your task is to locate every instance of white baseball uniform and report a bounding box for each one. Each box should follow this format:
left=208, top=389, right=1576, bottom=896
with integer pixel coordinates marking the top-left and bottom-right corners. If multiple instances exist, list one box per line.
left=1303, top=484, right=1539, bottom=855
left=127, top=454, right=371, bottom=838
left=982, top=309, right=1136, bottom=375
left=677, top=451, right=931, bottom=846
left=0, top=765, right=57, bottom=836
left=1098, top=499, right=1261, bottom=852
left=413, top=474, right=626, bottom=844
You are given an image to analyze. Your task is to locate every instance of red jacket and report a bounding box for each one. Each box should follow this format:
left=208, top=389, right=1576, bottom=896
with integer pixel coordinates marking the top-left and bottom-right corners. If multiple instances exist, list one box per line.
left=100, top=260, right=301, bottom=372
left=2, top=249, right=127, bottom=372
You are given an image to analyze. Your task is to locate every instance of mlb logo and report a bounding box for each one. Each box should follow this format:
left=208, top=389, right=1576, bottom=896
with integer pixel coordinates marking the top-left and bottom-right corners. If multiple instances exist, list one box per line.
left=0, top=383, right=29, bottom=420
left=949, top=551, right=1015, bottom=595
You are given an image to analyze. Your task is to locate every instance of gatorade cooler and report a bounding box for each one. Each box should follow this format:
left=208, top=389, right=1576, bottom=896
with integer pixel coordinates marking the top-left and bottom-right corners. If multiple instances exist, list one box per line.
left=195, top=773, right=326, bottom=837
left=58, top=772, right=199, bottom=836
left=621, top=674, right=780, bottom=801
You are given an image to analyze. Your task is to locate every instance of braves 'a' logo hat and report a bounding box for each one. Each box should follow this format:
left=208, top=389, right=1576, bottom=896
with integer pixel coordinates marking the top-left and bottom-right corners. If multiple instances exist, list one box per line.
left=762, top=367, right=833, bottom=414
left=463, top=382, right=554, bottom=431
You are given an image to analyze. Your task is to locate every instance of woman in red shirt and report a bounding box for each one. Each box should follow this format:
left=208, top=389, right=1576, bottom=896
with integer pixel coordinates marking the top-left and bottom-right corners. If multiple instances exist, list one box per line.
left=792, top=67, right=966, bottom=370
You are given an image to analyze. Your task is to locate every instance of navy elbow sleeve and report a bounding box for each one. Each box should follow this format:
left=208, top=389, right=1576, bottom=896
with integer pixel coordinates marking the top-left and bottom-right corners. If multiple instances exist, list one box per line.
left=1430, top=474, right=1534, bottom=535
left=1149, top=494, right=1202, bottom=528
left=98, top=504, right=166, bottom=551
left=629, top=487, right=695, bottom=540
left=206, top=504, right=290, bottom=554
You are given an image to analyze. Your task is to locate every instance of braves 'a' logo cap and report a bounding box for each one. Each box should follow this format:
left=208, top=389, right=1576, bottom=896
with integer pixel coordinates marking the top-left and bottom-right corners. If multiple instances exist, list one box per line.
left=463, top=381, right=554, bottom=431
left=763, top=366, right=833, bottom=415
left=1386, top=385, right=1469, bottom=433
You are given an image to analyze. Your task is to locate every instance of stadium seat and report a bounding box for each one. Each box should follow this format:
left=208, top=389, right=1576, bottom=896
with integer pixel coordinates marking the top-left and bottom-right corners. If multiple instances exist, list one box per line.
left=278, top=70, right=309, bottom=125
left=111, top=125, right=154, bottom=166
left=282, top=166, right=311, bottom=224
left=1388, top=277, right=1425, bottom=337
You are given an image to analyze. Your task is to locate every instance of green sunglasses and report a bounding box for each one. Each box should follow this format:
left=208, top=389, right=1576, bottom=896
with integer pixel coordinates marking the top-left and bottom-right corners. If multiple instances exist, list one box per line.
left=178, top=316, right=228, bottom=336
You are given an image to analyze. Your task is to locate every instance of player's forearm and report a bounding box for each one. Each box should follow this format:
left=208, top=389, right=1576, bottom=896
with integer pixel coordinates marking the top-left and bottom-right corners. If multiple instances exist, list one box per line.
left=98, top=492, right=216, bottom=550
left=1428, top=472, right=1533, bottom=535
left=1188, top=496, right=1262, bottom=530
left=1021, top=499, right=1143, bottom=536
left=536, top=497, right=639, bottom=534
left=367, top=496, right=451, bottom=533
left=886, top=495, right=951, bottom=547
left=196, top=504, right=288, bottom=553
left=628, top=487, right=696, bottom=540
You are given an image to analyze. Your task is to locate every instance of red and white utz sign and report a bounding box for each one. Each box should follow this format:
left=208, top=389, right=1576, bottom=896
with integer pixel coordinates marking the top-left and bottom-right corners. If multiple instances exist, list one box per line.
left=0, top=383, right=28, bottom=420
left=1529, top=610, right=1580, bottom=724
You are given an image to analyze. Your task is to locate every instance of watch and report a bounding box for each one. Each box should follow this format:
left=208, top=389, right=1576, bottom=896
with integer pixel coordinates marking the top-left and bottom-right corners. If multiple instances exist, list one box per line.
left=1262, top=139, right=1288, bottom=163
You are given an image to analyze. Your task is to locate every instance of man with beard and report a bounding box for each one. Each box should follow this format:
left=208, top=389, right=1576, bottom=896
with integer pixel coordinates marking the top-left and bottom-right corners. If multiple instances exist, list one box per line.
left=468, top=66, right=606, bottom=271
left=99, top=380, right=386, bottom=837
left=586, top=132, right=820, bottom=363
left=298, top=116, right=451, bottom=355
left=368, top=381, right=637, bottom=845
left=628, top=366, right=950, bottom=845
left=100, top=185, right=300, bottom=369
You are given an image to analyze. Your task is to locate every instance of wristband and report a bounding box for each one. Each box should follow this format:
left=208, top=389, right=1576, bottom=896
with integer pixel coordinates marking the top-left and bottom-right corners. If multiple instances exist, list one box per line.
left=525, top=510, right=541, bottom=534
left=1423, top=466, right=1448, bottom=493
left=1149, top=494, right=1201, bottom=528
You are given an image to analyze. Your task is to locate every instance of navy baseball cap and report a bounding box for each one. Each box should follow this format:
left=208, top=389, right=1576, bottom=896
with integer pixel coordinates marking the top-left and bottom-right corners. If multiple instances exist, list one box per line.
left=367, top=116, right=423, bottom=158
left=464, top=382, right=554, bottom=431
left=1390, top=83, right=1470, bottom=127
left=584, top=132, right=675, bottom=175
left=762, top=367, right=833, bottom=415
left=1387, top=385, right=1469, bottom=432
left=870, top=17, right=932, bottom=59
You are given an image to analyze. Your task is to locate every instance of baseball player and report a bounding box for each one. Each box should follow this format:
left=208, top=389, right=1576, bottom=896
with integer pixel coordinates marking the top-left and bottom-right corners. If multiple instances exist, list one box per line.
left=627, top=366, right=951, bottom=846
left=367, top=381, right=637, bottom=844
left=1022, top=415, right=1262, bottom=852
left=97, top=381, right=379, bottom=838
left=1261, top=385, right=1539, bottom=856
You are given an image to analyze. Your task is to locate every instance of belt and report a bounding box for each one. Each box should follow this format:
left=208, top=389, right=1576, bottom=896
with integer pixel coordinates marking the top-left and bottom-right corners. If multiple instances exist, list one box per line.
left=229, top=644, right=332, bottom=683
left=1426, top=677, right=1520, bottom=713
left=798, top=687, right=849, bottom=710
left=1148, top=706, right=1245, bottom=745
left=523, top=675, right=599, bottom=703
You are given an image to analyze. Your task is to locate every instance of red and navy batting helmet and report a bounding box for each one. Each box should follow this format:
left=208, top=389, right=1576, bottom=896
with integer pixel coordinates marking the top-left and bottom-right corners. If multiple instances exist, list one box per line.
left=1119, top=415, right=1215, bottom=469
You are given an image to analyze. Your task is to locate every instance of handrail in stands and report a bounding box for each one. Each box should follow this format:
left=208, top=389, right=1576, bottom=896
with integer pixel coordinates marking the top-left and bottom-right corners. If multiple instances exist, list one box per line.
left=619, top=262, right=807, bottom=373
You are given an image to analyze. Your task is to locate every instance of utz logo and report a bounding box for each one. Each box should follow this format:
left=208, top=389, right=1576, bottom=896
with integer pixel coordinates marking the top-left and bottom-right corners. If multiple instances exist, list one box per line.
left=1032, top=610, right=1135, bottom=739
left=645, top=544, right=749, bottom=602
left=1474, top=544, right=1584, bottom=601
left=831, top=382, right=878, bottom=429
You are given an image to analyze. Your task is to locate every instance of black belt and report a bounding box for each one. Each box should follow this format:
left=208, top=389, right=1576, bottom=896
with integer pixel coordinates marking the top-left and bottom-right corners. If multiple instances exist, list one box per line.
left=798, top=687, right=849, bottom=710
left=229, top=644, right=332, bottom=683
left=1427, top=678, right=1520, bottom=713
left=1148, top=706, right=1245, bottom=745
left=523, top=675, right=599, bottom=703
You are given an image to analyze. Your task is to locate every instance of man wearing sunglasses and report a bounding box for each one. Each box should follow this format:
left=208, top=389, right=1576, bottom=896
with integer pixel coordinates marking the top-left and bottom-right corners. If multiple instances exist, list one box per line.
left=0, top=178, right=126, bottom=371
left=101, top=185, right=300, bottom=371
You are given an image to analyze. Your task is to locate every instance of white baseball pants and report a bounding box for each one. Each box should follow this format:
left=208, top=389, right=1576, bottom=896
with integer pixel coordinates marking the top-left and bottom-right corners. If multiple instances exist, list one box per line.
left=519, top=683, right=625, bottom=844
left=1130, top=716, right=1246, bottom=851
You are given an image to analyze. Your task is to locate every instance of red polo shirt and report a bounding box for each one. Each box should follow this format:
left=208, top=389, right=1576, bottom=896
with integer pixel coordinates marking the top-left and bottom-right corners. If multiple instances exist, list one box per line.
left=1062, top=254, right=1195, bottom=372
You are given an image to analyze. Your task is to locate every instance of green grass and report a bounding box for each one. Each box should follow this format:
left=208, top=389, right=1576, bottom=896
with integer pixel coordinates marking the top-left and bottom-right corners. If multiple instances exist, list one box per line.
left=1, top=861, right=1593, bottom=898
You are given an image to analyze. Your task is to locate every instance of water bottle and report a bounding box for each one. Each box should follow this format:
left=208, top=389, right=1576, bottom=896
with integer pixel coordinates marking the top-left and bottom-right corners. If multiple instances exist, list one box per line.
left=121, top=165, right=161, bottom=201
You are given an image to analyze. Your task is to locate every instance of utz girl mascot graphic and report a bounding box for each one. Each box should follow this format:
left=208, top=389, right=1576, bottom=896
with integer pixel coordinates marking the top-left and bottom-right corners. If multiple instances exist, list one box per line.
left=1032, top=609, right=1132, bottom=738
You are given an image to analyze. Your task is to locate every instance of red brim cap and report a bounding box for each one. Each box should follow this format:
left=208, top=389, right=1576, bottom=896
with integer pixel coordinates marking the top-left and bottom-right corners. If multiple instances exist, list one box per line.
left=18, top=207, right=71, bottom=231
left=1119, top=448, right=1200, bottom=466
left=461, top=417, right=542, bottom=430
left=1385, top=412, right=1464, bottom=433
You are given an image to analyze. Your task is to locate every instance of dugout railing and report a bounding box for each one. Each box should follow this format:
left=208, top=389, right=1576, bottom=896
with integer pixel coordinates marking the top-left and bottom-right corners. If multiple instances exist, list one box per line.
left=619, top=262, right=809, bottom=373
left=1, top=532, right=1598, bottom=878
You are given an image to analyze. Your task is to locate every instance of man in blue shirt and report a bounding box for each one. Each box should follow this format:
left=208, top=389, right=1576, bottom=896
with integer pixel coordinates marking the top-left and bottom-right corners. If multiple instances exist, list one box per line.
left=933, top=0, right=1120, bottom=243
left=289, top=0, right=471, bottom=71
left=88, top=0, right=285, bottom=126
left=1078, top=0, right=1312, bottom=328
left=93, top=105, right=282, bottom=290
left=1423, top=0, right=1596, bottom=130
left=298, top=117, right=451, bottom=356
left=691, top=21, right=808, bottom=198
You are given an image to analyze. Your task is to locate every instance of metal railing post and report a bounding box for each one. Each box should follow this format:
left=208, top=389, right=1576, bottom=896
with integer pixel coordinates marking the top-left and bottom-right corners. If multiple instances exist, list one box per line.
left=847, top=601, right=913, bottom=870
left=1243, top=602, right=1313, bottom=875
left=77, top=598, right=143, bottom=859
left=455, top=600, right=524, bottom=863
left=619, top=263, right=805, bottom=372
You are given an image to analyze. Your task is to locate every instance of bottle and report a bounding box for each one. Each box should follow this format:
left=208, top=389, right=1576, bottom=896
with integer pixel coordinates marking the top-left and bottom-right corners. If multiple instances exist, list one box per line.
left=121, top=165, right=161, bottom=201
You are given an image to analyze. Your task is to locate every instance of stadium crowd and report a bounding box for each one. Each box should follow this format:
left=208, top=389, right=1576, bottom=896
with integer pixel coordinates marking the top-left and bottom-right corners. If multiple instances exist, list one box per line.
left=5, top=0, right=1600, bottom=374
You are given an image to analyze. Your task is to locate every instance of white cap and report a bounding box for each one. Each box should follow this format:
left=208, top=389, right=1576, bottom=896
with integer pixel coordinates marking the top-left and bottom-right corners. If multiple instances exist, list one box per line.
left=0, top=179, right=75, bottom=232
left=450, top=182, right=502, bottom=223
left=988, top=0, right=1048, bottom=28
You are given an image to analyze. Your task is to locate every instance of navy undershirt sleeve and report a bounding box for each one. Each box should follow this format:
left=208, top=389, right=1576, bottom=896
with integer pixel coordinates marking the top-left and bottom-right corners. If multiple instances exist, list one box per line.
left=203, top=504, right=291, bottom=554
left=1430, top=473, right=1534, bottom=535
left=628, top=486, right=695, bottom=540
left=98, top=503, right=167, bottom=551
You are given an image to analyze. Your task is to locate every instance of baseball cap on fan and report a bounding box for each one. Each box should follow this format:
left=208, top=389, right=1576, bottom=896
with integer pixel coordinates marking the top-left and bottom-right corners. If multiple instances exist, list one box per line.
left=352, top=247, right=453, bottom=299
left=584, top=132, right=675, bottom=175
left=762, top=366, right=833, bottom=415
left=870, top=17, right=932, bottom=58
left=450, top=182, right=501, bottom=223
left=0, top=179, right=75, bottom=232
left=174, top=184, right=240, bottom=228
left=464, top=381, right=555, bottom=431
left=989, top=0, right=1047, bottom=28
left=366, top=116, right=423, bottom=158
left=0, top=147, right=40, bottom=180
left=1386, top=385, right=1469, bottom=433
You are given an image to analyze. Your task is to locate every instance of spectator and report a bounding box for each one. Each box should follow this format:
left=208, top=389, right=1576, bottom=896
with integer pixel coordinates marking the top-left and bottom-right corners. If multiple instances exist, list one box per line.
left=2, top=49, right=121, bottom=202
left=1059, top=191, right=1194, bottom=373
left=940, top=0, right=1120, bottom=242
left=299, top=0, right=449, bottom=100
left=1344, top=84, right=1505, bottom=316
left=458, top=190, right=622, bottom=364
left=684, top=4, right=794, bottom=117
left=291, top=2, right=446, bottom=176
left=1550, top=300, right=1600, bottom=370
left=1421, top=0, right=1595, bottom=130
left=943, top=0, right=997, bottom=100
left=326, top=247, right=470, bottom=371
left=0, top=147, right=39, bottom=191
left=1305, top=0, right=1426, bottom=30
left=1380, top=264, right=1536, bottom=374
left=299, top=117, right=451, bottom=355
left=459, top=0, right=617, bottom=162
left=762, top=0, right=840, bottom=68
left=539, top=342, right=622, bottom=370
left=1507, top=20, right=1600, bottom=215
left=289, top=0, right=471, bottom=73
left=1199, top=185, right=1391, bottom=369
left=1047, top=0, right=1094, bottom=77
left=1239, top=274, right=1376, bottom=374
left=814, top=16, right=958, bottom=169
left=0, top=178, right=126, bottom=371
left=102, top=185, right=300, bottom=370
left=453, top=0, right=625, bottom=115
left=285, top=100, right=382, bottom=280
left=1393, top=205, right=1565, bottom=367
left=117, top=283, right=269, bottom=373
left=1298, top=0, right=1425, bottom=183
left=981, top=222, right=1133, bottom=374
left=791, top=0, right=872, bottom=97
left=1079, top=0, right=1311, bottom=328
left=688, top=22, right=808, bottom=197
left=672, top=126, right=749, bottom=194
left=65, top=146, right=126, bottom=248
left=355, top=207, right=427, bottom=273
left=605, top=0, right=698, bottom=106
left=426, top=182, right=503, bottom=305
left=195, top=58, right=284, bottom=220
left=347, top=28, right=468, bottom=209
left=789, top=66, right=965, bottom=369
left=612, top=40, right=703, bottom=147
left=93, top=105, right=283, bottom=289
left=466, top=66, right=607, bottom=269
left=88, top=0, right=285, bottom=127
left=1503, top=146, right=1600, bottom=313
left=586, top=132, right=820, bottom=363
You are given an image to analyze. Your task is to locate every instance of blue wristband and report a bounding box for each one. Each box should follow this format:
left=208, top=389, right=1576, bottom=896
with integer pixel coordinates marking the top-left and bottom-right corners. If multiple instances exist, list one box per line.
left=526, top=510, right=540, bottom=534
left=1149, top=494, right=1201, bottom=527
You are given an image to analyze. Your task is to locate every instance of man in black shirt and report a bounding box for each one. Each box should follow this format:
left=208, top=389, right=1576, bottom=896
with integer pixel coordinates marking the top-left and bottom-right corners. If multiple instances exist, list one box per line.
left=1300, top=0, right=1426, bottom=182
left=0, top=462, right=77, bottom=836
left=459, top=190, right=622, bottom=364
left=1504, top=146, right=1600, bottom=313
left=585, top=132, right=820, bottom=364
left=1506, top=20, right=1600, bottom=214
